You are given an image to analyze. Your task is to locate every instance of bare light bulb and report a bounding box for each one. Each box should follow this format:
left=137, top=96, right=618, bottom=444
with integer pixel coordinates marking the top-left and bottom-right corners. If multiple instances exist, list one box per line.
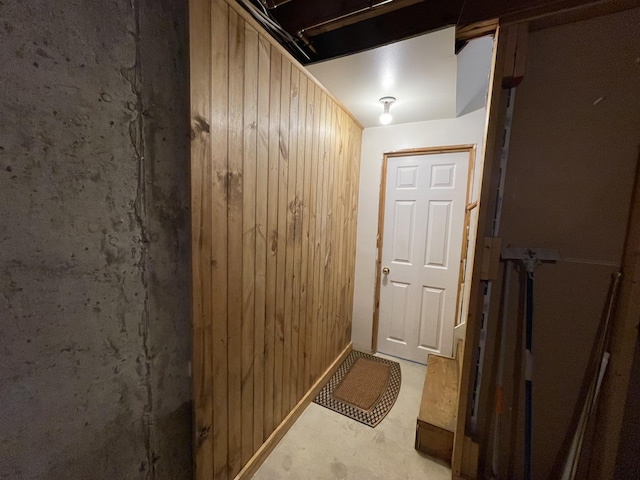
left=379, top=96, right=396, bottom=125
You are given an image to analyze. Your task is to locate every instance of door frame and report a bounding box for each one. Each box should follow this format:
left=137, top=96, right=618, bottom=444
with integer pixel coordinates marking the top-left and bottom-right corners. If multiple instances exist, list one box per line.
left=371, top=144, right=476, bottom=354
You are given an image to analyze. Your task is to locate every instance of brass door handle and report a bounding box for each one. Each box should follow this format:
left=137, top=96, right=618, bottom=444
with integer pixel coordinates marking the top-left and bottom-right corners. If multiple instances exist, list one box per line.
left=382, top=267, right=390, bottom=275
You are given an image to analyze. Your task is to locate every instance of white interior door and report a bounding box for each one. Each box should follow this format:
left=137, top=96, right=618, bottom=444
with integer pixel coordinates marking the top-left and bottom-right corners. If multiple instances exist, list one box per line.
left=377, top=151, right=470, bottom=363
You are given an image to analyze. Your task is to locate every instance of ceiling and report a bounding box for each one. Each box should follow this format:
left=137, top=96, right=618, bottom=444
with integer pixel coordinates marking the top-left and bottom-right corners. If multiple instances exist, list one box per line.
left=305, top=30, right=493, bottom=128
left=238, top=0, right=611, bottom=64
left=306, top=27, right=457, bottom=127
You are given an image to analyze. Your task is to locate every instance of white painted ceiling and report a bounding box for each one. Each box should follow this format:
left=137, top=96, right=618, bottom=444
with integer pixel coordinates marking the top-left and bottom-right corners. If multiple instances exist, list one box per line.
left=306, top=29, right=494, bottom=129
left=307, top=27, right=458, bottom=128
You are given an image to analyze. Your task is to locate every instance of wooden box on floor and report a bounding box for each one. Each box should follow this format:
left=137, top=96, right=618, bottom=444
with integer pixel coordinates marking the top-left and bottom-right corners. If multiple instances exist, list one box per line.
left=414, top=348, right=459, bottom=462
left=415, top=342, right=479, bottom=478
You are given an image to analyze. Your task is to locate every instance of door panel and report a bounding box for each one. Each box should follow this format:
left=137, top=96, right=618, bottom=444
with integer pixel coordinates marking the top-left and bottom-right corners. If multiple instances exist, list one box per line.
left=418, top=286, right=444, bottom=350
left=397, top=165, right=419, bottom=189
left=425, top=200, right=452, bottom=268
left=392, top=201, right=416, bottom=264
left=389, top=281, right=410, bottom=344
left=377, top=150, right=470, bottom=362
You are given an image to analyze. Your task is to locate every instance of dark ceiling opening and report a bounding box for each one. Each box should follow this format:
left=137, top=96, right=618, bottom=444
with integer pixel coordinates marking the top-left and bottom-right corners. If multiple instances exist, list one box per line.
left=236, top=0, right=608, bottom=64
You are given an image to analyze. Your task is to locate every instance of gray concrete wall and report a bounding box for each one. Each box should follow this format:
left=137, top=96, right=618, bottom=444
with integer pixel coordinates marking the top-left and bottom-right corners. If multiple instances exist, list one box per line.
left=0, top=0, right=191, bottom=478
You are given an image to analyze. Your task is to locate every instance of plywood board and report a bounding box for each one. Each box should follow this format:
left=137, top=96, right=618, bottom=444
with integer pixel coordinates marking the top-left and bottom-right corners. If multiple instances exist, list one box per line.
left=419, top=354, right=459, bottom=432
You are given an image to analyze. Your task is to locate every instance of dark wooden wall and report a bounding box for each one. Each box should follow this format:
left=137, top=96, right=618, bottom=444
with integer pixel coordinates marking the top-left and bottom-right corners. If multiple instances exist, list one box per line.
left=189, top=0, right=363, bottom=478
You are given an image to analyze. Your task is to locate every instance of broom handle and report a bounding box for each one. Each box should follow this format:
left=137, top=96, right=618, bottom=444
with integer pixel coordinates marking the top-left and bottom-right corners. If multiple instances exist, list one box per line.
left=524, top=270, right=534, bottom=480
left=492, top=261, right=512, bottom=477
left=569, top=272, right=622, bottom=478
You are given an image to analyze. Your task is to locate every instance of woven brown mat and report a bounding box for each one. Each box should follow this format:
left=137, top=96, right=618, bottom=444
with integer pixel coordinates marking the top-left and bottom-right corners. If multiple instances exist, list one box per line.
left=313, top=350, right=401, bottom=427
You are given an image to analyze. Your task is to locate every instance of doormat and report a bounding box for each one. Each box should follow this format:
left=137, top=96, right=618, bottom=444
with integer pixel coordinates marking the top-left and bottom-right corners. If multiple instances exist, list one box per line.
left=313, top=350, right=401, bottom=427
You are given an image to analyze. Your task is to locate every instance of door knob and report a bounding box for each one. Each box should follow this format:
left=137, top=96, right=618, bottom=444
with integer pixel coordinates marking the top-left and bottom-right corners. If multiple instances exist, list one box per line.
left=382, top=267, right=390, bottom=275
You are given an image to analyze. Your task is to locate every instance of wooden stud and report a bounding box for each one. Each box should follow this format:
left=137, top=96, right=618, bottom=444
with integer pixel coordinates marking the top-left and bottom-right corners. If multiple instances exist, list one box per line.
left=513, top=24, right=528, bottom=86
left=479, top=236, right=503, bottom=281
left=453, top=28, right=507, bottom=479
left=456, top=19, right=499, bottom=42
left=502, top=23, right=528, bottom=88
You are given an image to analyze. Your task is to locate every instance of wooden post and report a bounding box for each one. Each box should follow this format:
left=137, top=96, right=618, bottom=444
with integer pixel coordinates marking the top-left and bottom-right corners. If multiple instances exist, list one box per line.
left=452, top=24, right=507, bottom=479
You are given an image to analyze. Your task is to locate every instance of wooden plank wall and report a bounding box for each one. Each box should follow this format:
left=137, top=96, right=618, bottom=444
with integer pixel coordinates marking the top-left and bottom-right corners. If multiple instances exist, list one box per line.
left=189, top=0, right=363, bottom=478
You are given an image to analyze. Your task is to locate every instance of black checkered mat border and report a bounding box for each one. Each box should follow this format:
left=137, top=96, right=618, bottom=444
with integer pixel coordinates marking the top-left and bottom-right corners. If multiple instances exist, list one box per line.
left=313, top=350, right=401, bottom=428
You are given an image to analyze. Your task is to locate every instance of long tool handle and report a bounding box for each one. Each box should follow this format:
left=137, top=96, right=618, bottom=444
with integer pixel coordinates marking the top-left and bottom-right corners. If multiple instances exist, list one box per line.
left=524, top=271, right=534, bottom=480
left=492, top=261, right=512, bottom=477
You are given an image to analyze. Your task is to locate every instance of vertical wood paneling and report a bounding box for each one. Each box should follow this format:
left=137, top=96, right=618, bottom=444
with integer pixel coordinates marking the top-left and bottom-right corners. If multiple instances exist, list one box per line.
left=330, top=108, right=339, bottom=362
left=274, top=57, right=291, bottom=428
left=253, top=33, right=269, bottom=453
left=347, top=121, right=361, bottom=345
left=334, top=109, right=346, bottom=361
left=319, top=98, right=332, bottom=370
left=241, top=22, right=258, bottom=467
left=263, top=47, right=280, bottom=439
left=282, top=66, right=298, bottom=417
left=190, top=1, right=362, bottom=478
left=190, top=0, right=213, bottom=476
left=227, top=9, right=244, bottom=477
left=210, top=0, right=229, bottom=478
left=298, top=76, right=314, bottom=398
left=312, top=89, right=327, bottom=384
left=292, top=71, right=307, bottom=406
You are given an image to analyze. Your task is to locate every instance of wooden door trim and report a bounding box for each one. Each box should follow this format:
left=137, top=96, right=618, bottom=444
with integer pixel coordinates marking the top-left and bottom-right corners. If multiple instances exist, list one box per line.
left=371, top=144, right=477, bottom=354
left=454, top=146, right=477, bottom=329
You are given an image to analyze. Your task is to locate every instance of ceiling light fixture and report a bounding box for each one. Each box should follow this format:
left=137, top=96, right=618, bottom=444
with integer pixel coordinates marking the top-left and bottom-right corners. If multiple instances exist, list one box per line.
left=379, top=96, right=396, bottom=125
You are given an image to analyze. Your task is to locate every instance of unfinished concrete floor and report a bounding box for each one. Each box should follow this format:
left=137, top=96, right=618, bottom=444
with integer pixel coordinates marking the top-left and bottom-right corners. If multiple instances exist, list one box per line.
left=253, top=354, right=451, bottom=480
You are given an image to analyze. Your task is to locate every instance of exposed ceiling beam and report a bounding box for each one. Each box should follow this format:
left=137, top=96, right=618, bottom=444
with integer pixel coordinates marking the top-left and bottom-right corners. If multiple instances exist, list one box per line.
left=301, top=0, right=425, bottom=38
left=259, top=0, right=293, bottom=8
left=455, top=19, right=499, bottom=42
left=248, top=0, right=640, bottom=63
left=274, top=0, right=394, bottom=33
left=497, top=0, right=640, bottom=26
left=306, top=1, right=464, bottom=62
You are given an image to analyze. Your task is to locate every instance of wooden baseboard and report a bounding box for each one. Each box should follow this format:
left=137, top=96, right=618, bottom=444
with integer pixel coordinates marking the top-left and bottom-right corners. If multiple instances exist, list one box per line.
left=235, top=342, right=353, bottom=480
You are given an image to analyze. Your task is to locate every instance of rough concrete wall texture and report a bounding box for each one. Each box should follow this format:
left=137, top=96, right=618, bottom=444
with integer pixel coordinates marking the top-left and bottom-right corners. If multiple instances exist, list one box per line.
left=0, top=1, right=191, bottom=478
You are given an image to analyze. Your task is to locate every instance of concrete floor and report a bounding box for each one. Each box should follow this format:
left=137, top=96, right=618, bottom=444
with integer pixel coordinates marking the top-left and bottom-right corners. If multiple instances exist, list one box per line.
left=253, top=354, right=451, bottom=480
